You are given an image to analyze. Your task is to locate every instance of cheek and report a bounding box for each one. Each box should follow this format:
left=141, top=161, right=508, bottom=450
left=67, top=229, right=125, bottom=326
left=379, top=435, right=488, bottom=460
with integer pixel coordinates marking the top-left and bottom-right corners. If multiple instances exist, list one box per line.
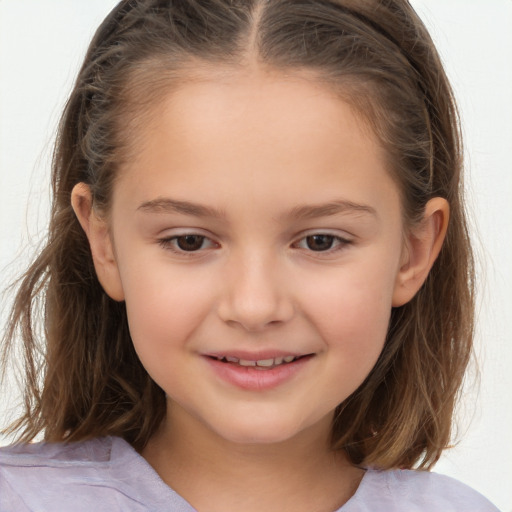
left=299, top=258, right=398, bottom=355
left=118, top=259, right=216, bottom=361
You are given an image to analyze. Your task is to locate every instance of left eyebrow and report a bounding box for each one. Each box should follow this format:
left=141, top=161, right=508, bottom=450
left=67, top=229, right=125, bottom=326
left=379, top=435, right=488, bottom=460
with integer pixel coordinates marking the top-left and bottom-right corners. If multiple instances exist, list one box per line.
left=137, top=198, right=226, bottom=219
left=284, top=200, right=378, bottom=221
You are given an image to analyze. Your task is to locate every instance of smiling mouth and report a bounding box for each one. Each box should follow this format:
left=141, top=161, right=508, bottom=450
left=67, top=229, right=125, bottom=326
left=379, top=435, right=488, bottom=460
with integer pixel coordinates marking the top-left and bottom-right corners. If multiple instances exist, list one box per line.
left=208, top=354, right=310, bottom=370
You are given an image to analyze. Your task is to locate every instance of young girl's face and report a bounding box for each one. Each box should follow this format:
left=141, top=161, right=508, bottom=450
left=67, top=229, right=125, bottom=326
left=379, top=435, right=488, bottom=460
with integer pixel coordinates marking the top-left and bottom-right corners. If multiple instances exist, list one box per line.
left=87, top=69, right=420, bottom=446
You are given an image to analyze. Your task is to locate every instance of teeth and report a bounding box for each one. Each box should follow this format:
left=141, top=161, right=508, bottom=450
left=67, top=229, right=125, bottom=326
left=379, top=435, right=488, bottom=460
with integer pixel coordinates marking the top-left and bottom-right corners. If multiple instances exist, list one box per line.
left=215, top=355, right=298, bottom=367
left=239, top=359, right=256, bottom=367
left=256, top=358, right=274, bottom=367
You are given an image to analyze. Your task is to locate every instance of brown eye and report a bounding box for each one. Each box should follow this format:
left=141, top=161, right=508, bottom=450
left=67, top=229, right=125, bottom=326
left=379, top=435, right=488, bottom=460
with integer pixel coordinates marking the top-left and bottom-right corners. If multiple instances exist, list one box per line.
left=305, top=235, right=335, bottom=251
left=176, top=235, right=206, bottom=251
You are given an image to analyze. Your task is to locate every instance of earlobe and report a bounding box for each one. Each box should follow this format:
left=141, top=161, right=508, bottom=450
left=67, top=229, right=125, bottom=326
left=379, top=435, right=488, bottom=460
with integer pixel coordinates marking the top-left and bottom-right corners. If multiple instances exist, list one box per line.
left=71, top=183, right=125, bottom=301
left=392, top=197, right=449, bottom=307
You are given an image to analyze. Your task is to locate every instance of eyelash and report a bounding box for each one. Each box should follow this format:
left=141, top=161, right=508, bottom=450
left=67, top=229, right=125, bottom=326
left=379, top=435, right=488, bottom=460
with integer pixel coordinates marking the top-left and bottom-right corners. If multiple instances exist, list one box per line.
left=292, top=234, right=351, bottom=253
left=157, top=233, right=352, bottom=256
left=158, top=234, right=217, bottom=255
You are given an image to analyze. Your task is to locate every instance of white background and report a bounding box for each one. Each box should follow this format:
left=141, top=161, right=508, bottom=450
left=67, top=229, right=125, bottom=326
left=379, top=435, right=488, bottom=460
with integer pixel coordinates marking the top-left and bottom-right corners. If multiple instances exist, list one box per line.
left=0, top=1, right=511, bottom=510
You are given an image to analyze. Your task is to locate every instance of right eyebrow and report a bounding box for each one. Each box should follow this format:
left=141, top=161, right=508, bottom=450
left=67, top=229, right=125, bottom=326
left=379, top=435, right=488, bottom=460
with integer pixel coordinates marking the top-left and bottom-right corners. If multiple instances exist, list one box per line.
left=137, top=197, right=227, bottom=219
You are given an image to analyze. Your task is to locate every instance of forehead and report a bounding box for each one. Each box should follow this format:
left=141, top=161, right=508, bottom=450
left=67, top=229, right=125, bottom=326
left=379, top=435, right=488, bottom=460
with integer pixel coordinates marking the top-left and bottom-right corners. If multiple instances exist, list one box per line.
left=121, top=64, right=382, bottom=157
left=114, top=67, right=400, bottom=220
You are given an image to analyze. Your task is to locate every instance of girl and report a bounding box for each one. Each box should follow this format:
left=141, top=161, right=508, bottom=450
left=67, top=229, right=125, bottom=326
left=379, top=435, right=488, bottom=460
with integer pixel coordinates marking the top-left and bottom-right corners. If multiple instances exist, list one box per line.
left=0, top=1, right=501, bottom=511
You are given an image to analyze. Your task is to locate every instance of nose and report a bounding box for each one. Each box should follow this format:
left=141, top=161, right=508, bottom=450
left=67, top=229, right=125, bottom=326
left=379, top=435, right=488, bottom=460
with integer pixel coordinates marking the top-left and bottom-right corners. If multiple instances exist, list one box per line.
left=217, top=250, right=295, bottom=332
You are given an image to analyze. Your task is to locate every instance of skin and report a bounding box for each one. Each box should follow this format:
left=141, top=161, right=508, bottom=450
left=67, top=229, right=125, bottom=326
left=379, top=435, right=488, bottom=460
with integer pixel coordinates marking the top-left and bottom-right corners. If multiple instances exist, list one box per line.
left=72, top=67, right=448, bottom=512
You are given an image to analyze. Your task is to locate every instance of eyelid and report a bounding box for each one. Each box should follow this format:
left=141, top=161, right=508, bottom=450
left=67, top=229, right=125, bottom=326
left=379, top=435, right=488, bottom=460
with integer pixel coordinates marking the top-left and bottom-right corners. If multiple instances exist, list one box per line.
left=157, top=230, right=220, bottom=255
left=293, top=228, right=353, bottom=242
left=292, top=230, right=353, bottom=253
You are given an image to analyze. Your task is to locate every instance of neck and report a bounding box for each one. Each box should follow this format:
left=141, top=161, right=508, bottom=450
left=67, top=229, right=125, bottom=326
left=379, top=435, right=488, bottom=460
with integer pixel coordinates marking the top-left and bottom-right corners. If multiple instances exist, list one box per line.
left=142, top=404, right=364, bottom=512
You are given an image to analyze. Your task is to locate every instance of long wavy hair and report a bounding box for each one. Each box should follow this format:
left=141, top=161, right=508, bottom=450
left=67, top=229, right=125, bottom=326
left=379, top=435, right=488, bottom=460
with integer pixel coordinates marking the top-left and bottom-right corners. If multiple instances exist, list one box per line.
left=2, top=0, right=473, bottom=470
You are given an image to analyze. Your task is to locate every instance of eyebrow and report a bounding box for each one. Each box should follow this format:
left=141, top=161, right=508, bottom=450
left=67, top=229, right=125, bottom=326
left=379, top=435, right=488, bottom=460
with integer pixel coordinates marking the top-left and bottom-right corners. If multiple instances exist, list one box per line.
left=137, top=198, right=226, bottom=219
left=137, top=197, right=377, bottom=220
left=285, top=200, right=377, bottom=221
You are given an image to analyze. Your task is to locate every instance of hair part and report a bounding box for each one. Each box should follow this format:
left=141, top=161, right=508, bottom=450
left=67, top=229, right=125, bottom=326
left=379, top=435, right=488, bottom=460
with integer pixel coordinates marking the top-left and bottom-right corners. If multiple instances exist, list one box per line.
left=2, top=0, right=473, bottom=469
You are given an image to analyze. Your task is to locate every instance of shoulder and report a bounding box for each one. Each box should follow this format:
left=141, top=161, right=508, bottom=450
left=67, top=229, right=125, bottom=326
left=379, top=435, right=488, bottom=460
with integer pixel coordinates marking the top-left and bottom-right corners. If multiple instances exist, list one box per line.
left=0, top=435, right=116, bottom=466
left=0, top=436, right=193, bottom=511
left=343, top=468, right=501, bottom=512
left=0, top=437, right=121, bottom=511
left=0, top=435, right=119, bottom=479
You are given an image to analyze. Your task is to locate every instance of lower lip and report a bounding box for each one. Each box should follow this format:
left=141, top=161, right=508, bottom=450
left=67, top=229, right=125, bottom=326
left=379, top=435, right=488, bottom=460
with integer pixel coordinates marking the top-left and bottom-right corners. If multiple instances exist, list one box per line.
left=204, top=356, right=313, bottom=391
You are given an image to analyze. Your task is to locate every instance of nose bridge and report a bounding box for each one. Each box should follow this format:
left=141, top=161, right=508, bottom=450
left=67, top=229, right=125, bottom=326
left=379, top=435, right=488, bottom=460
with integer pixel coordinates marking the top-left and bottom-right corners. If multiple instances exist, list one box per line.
left=218, top=245, right=294, bottom=331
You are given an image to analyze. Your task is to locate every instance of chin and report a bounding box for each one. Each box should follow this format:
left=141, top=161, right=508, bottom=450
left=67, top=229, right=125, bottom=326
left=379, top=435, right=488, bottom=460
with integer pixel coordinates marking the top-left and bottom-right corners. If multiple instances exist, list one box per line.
left=211, top=416, right=314, bottom=446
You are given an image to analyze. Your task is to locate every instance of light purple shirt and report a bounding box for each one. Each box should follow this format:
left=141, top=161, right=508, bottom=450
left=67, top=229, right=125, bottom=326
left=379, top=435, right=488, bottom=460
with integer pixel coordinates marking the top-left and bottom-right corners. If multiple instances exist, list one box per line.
left=0, top=436, right=500, bottom=511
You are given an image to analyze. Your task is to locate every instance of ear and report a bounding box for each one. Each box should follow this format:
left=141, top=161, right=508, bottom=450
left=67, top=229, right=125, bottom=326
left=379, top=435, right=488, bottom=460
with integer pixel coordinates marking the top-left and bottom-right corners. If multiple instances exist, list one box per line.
left=71, top=183, right=125, bottom=301
left=392, top=197, right=449, bottom=307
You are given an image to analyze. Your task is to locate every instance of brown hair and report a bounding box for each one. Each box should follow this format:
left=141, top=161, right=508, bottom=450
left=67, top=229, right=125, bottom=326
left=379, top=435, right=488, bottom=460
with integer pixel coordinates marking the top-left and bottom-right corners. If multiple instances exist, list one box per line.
left=2, top=0, right=473, bottom=470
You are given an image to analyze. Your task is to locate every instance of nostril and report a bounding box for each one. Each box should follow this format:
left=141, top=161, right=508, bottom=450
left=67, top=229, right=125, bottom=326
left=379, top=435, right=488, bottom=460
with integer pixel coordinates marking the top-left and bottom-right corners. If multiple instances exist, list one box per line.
left=216, top=272, right=295, bottom=331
